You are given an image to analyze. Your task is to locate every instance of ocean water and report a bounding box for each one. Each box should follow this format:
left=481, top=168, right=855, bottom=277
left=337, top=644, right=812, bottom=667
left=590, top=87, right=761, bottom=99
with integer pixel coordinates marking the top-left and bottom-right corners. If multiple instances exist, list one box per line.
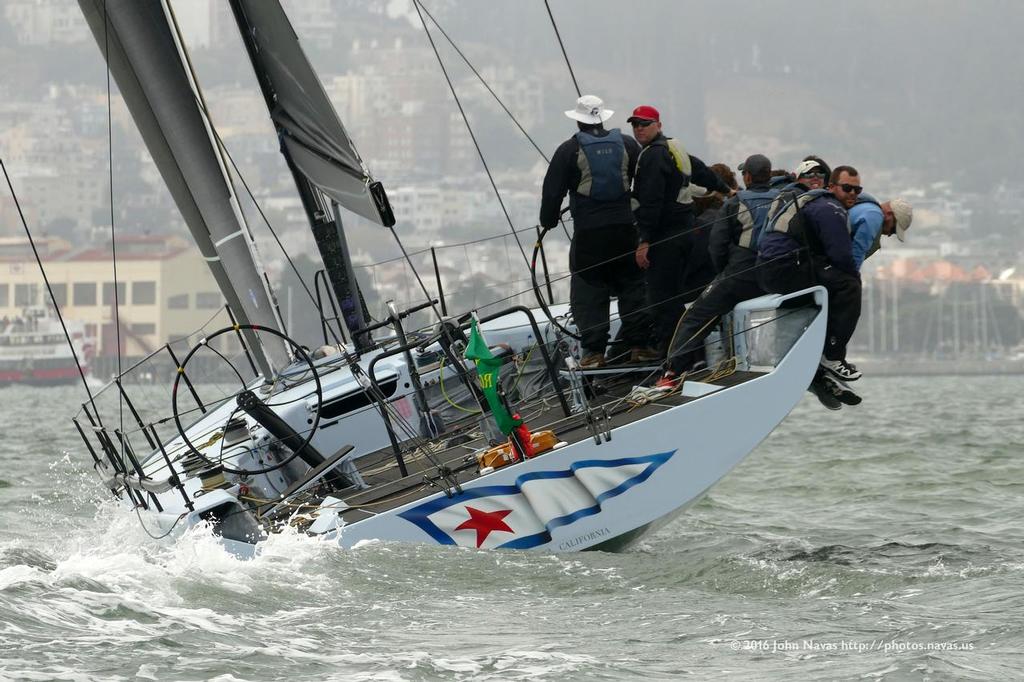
left=1, top=376, right=1022, bottom=681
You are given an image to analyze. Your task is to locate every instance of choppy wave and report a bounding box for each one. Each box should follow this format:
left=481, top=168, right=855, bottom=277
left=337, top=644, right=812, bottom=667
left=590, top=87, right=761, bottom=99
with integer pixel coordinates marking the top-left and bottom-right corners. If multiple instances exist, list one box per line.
left=0, top=377, right=1022, bottom=680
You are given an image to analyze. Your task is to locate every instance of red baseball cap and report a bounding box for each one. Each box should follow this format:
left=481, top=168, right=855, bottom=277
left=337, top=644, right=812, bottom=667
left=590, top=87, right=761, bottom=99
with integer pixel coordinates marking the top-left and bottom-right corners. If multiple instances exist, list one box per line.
left=627, top=105, right=660, bottom=124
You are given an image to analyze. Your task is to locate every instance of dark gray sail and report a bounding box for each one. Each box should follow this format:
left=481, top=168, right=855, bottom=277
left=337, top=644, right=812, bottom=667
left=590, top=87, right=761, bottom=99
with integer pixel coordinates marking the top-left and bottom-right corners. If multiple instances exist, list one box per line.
left=228, top=0, right=393, bottom=350
left=77, top=0, right=289, bottom=377
left=227, top=0, right=392, bottom=227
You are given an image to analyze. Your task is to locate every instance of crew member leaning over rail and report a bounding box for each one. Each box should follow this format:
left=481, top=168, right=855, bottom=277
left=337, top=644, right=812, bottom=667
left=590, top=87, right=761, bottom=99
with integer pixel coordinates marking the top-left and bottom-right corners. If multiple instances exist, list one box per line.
left=756, top=160, right=862, bottom=408
left=849, top=193, right=914, bottom=271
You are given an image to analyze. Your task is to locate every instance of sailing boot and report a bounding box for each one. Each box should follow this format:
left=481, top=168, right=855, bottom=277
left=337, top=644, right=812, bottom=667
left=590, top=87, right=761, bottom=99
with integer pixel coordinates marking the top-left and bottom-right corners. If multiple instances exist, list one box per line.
left=808, top=370, right=842, bottom=411
left=630, top=347, right=662, bottom=364
left=821, top=373, right=862, bottom=406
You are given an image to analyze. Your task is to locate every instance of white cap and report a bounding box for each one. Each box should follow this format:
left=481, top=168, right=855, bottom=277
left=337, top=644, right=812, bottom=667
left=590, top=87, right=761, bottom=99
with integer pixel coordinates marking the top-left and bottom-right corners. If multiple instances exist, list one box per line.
left=794, top=159, right=825, bottom=177
left=890, top=197, right=913, bottom=241
left=565, top=95, right=613, bottom=124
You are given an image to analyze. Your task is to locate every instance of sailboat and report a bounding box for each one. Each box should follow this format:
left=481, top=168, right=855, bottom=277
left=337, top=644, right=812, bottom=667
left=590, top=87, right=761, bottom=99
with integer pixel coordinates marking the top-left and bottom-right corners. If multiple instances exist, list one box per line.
left=67, top=0, right=828, bottom=556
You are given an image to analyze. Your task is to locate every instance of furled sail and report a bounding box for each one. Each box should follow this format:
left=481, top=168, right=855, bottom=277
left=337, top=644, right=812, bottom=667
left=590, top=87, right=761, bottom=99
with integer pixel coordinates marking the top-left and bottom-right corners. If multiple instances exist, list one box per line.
left=228, top=0, right=393, bottom=227
left=77, top=0, right=289, bottom=377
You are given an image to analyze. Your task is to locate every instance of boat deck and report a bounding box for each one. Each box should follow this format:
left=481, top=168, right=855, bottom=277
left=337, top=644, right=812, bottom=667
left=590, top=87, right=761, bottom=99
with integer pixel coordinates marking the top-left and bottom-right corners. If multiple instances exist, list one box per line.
left=323, top=368, right=764, bottom=526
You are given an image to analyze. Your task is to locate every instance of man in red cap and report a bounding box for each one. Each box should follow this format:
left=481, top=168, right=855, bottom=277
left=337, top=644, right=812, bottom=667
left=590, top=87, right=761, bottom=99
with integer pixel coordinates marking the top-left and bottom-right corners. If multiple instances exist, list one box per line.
left=628, top=105, right=732, bottom=356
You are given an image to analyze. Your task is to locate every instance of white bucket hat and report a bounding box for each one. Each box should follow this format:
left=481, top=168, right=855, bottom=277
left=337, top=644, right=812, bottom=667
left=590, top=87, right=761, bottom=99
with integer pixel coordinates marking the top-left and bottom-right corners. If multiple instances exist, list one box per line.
left=565, top=95, right=613, bottom=124
left=890, top=197, right=913, bottom=241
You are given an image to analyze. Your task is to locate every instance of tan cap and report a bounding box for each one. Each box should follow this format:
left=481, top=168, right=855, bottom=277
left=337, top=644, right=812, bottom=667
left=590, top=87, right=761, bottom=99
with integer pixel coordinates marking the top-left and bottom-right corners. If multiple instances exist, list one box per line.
left=890, top=197, right=913, bottom=241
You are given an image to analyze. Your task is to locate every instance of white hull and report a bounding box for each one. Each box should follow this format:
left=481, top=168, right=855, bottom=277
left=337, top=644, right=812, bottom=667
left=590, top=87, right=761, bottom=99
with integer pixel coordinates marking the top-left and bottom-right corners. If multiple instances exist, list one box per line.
left=131, top=288, right=826, bottom=555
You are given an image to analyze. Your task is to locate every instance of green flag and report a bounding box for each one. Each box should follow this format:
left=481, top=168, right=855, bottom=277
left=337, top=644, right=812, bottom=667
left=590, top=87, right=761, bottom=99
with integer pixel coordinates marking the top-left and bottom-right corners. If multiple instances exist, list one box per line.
left=465, top=318, right=521, bottom=435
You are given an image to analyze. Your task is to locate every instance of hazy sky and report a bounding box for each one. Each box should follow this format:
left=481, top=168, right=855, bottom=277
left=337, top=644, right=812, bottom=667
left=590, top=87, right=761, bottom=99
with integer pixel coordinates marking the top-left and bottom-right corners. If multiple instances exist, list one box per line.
left=5, top=0, right=1023, bottom=230
left=3, top=0, right=1021, bottom=338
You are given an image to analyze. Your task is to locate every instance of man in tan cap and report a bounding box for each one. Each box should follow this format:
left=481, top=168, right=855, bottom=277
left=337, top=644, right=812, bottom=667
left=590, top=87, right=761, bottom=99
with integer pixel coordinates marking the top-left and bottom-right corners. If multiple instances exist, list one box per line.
left=849, top=191, right=913, bottom=270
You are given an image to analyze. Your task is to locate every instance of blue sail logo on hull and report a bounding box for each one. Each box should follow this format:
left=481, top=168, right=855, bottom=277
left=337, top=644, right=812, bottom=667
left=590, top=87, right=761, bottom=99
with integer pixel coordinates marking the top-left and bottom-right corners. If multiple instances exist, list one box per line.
left=398, top=451, right=676, bottom=549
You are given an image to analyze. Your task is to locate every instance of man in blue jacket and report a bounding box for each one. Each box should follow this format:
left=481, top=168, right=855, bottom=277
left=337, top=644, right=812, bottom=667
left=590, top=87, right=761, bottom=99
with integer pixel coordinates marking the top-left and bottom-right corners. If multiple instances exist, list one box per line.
left=849, top=194, right=914, bottom=270
left=757, top=160, right=863, bottom=404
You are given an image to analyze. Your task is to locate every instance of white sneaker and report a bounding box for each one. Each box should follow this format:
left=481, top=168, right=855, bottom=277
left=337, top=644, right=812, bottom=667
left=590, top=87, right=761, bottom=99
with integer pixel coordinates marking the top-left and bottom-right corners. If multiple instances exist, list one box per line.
left=820, top=356, right=862, bottom=382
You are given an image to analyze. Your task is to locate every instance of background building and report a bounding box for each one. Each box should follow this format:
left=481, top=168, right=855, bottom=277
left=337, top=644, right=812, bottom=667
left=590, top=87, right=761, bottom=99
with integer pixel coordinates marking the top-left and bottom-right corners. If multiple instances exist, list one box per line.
left=0, top=235, right=226, bottom=361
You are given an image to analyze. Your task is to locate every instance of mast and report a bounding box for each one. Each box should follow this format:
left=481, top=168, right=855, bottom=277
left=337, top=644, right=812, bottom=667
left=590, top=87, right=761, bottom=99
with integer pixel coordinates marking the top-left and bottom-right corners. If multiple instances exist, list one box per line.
left=226, top=0, right=394, bottom=352
left=77, top=0, right=290, bottom=378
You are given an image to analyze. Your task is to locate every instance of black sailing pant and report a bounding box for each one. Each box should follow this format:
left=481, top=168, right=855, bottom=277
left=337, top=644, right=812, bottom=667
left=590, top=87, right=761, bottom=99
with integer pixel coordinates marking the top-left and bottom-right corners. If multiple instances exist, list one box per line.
left=756, top=254, right=862, bottom=361
left=645, top=215, right=696, bottom=352
left=570, top=224, right=649, bottom=355
left=664, top=271, right=764, bottom=374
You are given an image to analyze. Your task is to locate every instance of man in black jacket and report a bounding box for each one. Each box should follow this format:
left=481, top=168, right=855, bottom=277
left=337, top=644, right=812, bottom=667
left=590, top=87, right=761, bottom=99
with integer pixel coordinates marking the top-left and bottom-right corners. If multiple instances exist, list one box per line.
left=756, top=159, right=862, bottom=407
left=629, top=105, right=731, bottom=355
left=540, top=95, right=650, bottom=368
left=658, top=154, right=775, bottom=385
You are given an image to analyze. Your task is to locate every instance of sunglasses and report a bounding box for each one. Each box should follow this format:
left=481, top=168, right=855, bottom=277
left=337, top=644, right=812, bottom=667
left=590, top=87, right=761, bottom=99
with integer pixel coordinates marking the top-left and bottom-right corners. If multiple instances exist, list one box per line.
left=631, top=120, right=655, bottom=128
left=838, top=183, right=863, bottom=194
left=799, top=172, right=826, bottom=180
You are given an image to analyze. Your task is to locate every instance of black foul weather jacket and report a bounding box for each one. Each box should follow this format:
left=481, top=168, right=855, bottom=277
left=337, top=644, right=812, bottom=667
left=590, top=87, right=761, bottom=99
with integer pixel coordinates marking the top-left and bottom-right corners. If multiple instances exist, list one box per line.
left=539, top=128, right=641, bottom=232
left=632, top=132, right=729, bottom=243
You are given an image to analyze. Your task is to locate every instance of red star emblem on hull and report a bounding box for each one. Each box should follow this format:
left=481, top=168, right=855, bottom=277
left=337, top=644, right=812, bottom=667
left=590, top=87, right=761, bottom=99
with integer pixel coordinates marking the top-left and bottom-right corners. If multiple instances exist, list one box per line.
left=455, top=506, right=514, bottom=547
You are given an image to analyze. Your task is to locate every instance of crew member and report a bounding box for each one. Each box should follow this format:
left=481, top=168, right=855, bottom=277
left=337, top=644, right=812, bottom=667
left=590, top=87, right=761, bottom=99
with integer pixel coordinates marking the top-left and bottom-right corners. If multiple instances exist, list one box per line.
left=540, top=95, right=650, bottom=368
left=629, top=105, right=731, bottom=355
left=658, top=154, right=777, bottom=385
left=849, top=193, right=914, bottom=270
left=757, top=160, right=862, bottom=403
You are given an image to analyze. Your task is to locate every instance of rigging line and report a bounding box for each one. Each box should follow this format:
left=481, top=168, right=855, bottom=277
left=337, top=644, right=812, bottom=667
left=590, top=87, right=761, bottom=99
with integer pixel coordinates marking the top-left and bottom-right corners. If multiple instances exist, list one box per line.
left=417, top=0, right=573, bottom=254
left=517, top=198, right=773, bottom=302
left=544, top=0, right=581, bottom=97
left=416, top=1, right=549, bottom=162
left=0, top=158, right=100, bottom=419
left=472, top=245, right=814, bottom=342
left=411, top=0, right=532, bottom=272
left=354, top=223, right=548, bottom=269
left=361, top=192, right=765, bottom=315
left=367, top=198, right=773, bottom=339
left=103, top=0, right=124, bottom=459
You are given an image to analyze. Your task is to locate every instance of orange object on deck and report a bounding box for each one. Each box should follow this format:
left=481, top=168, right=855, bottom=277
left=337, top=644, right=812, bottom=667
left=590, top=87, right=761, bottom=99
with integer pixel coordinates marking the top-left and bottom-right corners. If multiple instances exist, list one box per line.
left=476, top=429, right=559, bottom=471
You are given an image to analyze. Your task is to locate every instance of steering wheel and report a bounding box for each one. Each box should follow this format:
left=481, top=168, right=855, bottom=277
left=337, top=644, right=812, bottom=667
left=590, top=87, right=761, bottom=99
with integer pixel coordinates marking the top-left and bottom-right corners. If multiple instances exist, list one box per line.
left=171, top=323, right=323, bottom=476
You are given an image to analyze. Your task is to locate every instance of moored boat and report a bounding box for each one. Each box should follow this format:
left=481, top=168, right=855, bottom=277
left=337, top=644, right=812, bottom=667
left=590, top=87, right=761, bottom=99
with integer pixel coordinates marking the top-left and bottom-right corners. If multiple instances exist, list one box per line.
left=0, top=306, right=92, bottom=387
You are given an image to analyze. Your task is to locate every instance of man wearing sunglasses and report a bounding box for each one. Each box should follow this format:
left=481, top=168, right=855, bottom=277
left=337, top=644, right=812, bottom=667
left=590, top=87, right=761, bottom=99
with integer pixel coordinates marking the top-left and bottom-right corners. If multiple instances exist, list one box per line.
left=627, top=104, right=731, bottom=356
left=791, top=158, right=829, bottom=191
left=830, top=165, right=864, bottom=210
left=757, top=159, right=862, bottom=404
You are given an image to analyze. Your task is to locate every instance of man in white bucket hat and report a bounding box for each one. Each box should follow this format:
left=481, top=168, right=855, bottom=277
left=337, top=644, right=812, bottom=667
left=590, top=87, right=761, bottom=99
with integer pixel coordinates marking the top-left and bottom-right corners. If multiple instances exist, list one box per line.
left=540, top=96, right=653, bottom=368
left=564, top=94, right=614, bottom=124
